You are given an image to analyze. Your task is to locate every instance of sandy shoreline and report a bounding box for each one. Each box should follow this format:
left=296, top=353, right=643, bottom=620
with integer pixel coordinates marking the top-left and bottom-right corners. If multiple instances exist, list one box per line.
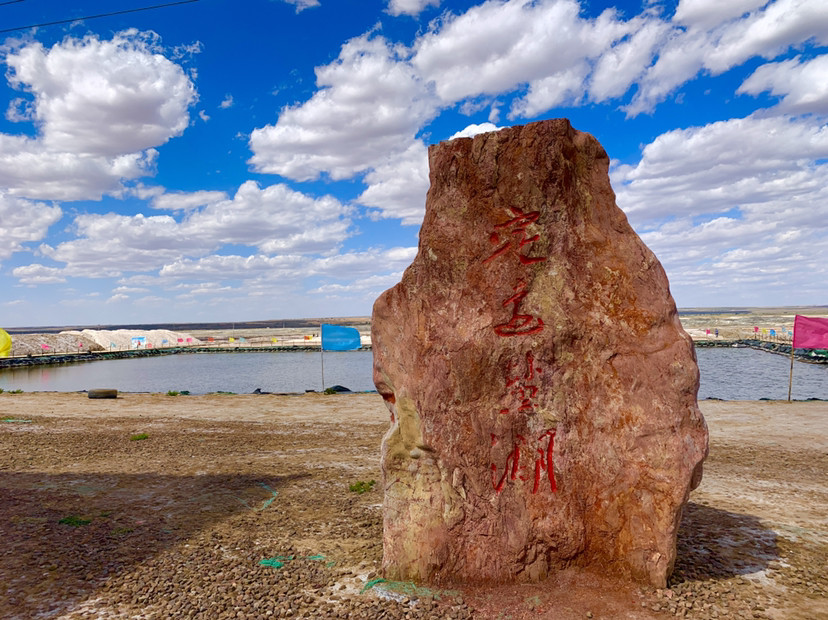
left=1, top=394, right=826, bottom=619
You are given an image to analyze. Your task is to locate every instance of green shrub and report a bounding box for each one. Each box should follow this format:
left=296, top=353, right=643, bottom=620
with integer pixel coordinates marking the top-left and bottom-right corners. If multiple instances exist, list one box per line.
left=130, top=433, right=149, bottom=441
left=349, top=479, right=376, bottom=494
left=166, top=390, right=179, bottom=396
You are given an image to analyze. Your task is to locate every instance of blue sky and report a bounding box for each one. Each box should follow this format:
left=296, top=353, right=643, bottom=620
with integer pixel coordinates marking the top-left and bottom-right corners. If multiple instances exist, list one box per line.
left=0, top=0, right=826, bottom=327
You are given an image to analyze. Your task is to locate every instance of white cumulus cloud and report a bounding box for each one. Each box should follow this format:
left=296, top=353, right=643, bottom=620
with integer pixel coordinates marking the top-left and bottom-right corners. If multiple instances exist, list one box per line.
left=613, top=113, right=828, bottom=303
left=412, top=0, right=633, bottom=110
left=0, top=193, right=62, bottom=261
left=1, top=31, right=196, bottom=201
left=357, top=140, right=430, bottom=225
left=738, top=55, right=828, bottom=115
left=6, top=31, right=195, bottom=156
left=614, top=115, right=828, bottom=220
left=387, top=0, right=440, bottom=17
left=627, top=0, right=828, bottom=115
left=249, top=34, right=439, bottom=181
left=282, top=0, right=321, bottom=12
left=11, top=264, right=66, bottom=284
left=34, top=181, right=352, bottom=278
left=672, top=0, right=769, bottom=29
left=448, top=122, right=502, bottom=140
left=152, top=190, right=229, bottom=211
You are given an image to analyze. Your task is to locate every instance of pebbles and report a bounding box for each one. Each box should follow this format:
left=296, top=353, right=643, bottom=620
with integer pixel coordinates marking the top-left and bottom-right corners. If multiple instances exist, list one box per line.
left=0, top=399, right=825, bottom=619
left=0, top=414, right=472, bottom=619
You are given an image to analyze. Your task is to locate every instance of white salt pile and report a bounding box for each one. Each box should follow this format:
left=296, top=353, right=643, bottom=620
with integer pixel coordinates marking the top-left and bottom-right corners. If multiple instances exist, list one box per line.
left=62, top=329, right=202, bottom=350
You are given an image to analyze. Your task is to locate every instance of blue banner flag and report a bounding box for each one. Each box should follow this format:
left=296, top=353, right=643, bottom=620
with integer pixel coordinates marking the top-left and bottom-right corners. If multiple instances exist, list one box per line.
left=321, top=324, right=361, bottom=351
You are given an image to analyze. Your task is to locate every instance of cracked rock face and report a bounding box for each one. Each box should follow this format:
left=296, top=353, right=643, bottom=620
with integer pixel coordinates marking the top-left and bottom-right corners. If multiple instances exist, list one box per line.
left=372, top=118, right=708, bottom=588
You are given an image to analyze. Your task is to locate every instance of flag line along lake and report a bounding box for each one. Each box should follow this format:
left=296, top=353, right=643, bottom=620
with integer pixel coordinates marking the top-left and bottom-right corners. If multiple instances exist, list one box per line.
left=0, top=347, right=826, bottom=401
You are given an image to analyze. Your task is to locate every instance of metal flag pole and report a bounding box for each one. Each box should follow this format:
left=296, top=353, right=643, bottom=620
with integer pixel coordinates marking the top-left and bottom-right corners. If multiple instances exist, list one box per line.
left=787, top=343, right=795, bottom=402
left=788, top=321, right=797, bottom=402
left=320, top=343, right=326, bottom=391
left=319, top=325, right=326, bottom=391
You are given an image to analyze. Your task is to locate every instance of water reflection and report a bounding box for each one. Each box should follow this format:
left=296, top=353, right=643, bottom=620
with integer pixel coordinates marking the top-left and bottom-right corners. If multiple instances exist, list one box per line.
left=696, top=347, right=828, bottom=401
left=0, top=351, right=375, bottom=394
left=0, top=347, right=826, bottom=400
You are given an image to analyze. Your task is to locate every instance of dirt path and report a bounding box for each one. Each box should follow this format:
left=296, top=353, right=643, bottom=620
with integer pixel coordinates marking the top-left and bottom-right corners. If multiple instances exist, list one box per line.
left=0, top=393, right=825, bottom=619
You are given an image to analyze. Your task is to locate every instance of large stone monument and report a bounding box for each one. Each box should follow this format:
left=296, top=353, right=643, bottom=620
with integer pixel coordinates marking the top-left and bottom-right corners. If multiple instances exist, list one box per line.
left=371, top=119, right=708, bottom=588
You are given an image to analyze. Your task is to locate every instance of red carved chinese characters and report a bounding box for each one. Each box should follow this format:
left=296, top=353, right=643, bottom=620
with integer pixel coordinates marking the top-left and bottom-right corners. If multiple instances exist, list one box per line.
left=483, top=205, right=547, bottom=338
left=484, top=205, right=558, bottom=496
left=533, top=430, right=557, bottom=494
left=494, top=281, right=545, bottom=337
left=490, top=434, right=527, bottom=493
left=490, top=430, right=557, bottom=494
left=483, top=206, right=547, bottom=266
left=500, top=351, right=542, bottom=415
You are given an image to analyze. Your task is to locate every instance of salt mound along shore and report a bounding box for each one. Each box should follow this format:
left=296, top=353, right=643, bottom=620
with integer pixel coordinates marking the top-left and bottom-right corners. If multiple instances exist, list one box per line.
left=62, top=329, right=202, bottom=350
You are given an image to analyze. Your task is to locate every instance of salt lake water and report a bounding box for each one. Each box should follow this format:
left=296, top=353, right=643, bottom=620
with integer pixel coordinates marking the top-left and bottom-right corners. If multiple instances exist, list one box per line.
left=1, top=347, right=826, bottom=400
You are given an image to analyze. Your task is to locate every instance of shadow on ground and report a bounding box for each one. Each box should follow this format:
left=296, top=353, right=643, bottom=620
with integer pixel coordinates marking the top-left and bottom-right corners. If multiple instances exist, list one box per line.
left=671, top=501, right=779, bottom=585
left=0, top=471, right=305, bottom=619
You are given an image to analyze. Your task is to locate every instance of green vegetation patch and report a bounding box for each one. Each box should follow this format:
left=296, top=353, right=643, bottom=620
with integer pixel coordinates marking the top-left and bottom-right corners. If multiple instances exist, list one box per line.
left=349, top=479, right=376, bottom=494
left=111, top=526, right=133, bottom=536
left=59, top=515, right=92, bottom=527
left=130, top=433, right=149, bottom=441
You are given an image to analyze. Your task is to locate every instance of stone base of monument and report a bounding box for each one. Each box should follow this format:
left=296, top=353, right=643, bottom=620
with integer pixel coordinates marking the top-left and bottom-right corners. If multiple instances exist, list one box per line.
left=372, top=118, right=708, bottom=588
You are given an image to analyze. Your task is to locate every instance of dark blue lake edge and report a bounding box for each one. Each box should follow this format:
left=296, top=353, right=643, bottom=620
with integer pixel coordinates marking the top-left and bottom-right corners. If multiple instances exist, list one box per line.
left=0, top=345, right=370, bottom=369
left=1, top=342, right=826, bottom=400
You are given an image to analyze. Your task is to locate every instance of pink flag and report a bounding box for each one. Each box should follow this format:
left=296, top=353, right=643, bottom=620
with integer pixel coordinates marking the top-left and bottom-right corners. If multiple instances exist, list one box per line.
left=793, top=315, right=828, bottom=349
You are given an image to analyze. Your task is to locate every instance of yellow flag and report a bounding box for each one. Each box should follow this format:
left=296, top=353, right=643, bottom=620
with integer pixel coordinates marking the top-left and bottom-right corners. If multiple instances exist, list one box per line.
left=0, top=328, right=11, bottom=357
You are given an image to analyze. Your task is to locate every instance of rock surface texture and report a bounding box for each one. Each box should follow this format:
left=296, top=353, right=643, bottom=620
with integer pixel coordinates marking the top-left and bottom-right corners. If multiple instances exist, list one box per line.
left=371, top=119, right=708, bottom=588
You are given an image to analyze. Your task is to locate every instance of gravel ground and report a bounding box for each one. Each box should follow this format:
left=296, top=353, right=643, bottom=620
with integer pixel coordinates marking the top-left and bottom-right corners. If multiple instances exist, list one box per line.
left=0, top=393, right=825, bottom=619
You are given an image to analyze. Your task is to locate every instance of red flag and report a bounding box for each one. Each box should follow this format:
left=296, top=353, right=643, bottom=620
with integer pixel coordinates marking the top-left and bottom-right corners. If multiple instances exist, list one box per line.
left=793, top=315, right=828, bottom=349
